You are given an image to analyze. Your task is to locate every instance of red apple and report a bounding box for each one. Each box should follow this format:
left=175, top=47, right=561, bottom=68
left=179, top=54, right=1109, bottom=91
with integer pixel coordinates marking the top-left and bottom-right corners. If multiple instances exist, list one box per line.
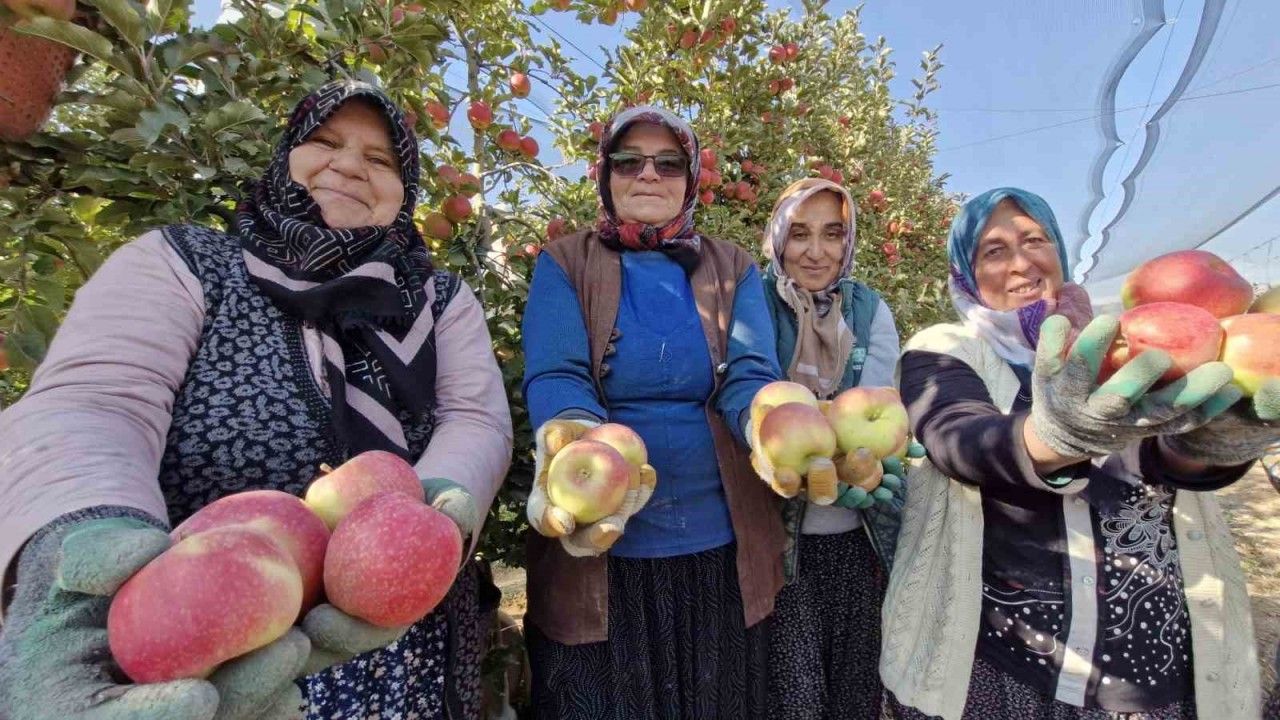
left=421, top=212, right=454, bottom=240
left=171, top=490, right=329, bottom=615
left=825, top=386, right=910, bottom=460
left=546, top=439, right=631, bottom=523
left=496, top=128, right=521, bottom=152
left=601, top=7, right=617, bottom=24
left=551, top=0, right=570, bottom=9
left=830, top=170, right=844, bottom=185
left=108, top=526, right=303, bottom=682
left=838, top=115, right=851, bottom=128
left=547, top=217, right=568, bottom=241
left=751, top=381, right=820, bottom=438
left=1219, top=313, right=1280, bottom=397
left=784, top=42, right=799, bottom=60
left=769, top=46, right=786, bottom=64
left=700, top=148, right=717, bottom=168
left=519, top=135, right=539, bottom=158
left=466, top=100, right=492, bottom=130
left=720, top=17, right=737, bottom=35
left=436, top=164, right=461, bottom=187
left=757, top=402, right=838, bottom=475
left=679, top=29, right=698, bottom=49
left=1249, top=286, right=1280, bottom=313
left=425, top=101, right=449, bottom=129
left=699, top=189, right=715, bottom=205
left=1121, top=250, right=1253, bottom=319
left=443, top=194, right=473, bottom=223
left=324, top=492, right=462, bottom=628
left=868, top=189, right=886, bottom=208
left=509, top=71, right=531, bottom=98
left=588, top=120, right=605, bottom=141
left=304, top=450, right=425, bottom=530
left=624, top=0, right=646, bottom=10
left=523, top=242, right=541, bottom=257
left=1098, top=302, right=1224, bottom=385
left=457, top=172, right=482, bottom=195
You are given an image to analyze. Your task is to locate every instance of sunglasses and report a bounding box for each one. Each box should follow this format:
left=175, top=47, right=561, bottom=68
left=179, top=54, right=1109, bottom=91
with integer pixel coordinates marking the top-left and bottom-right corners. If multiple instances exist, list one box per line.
left=608, top=151, right=689, bottom=178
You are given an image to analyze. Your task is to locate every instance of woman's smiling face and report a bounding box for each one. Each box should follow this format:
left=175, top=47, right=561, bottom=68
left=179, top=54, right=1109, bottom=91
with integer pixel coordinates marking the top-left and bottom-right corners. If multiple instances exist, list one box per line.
left=973, top=199, right=1064, bottom=310
left=288, top=100, right=405, bottom=229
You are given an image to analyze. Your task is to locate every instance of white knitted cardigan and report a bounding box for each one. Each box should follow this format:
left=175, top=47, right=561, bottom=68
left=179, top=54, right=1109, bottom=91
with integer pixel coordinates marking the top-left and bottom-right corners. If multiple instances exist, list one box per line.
left=880, top=322, right=1259, bottom=720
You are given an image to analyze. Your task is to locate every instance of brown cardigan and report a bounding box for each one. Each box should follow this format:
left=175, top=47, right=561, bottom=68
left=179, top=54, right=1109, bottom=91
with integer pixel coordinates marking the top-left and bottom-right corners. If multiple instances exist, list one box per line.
left=524, top=229, right=785, bottom=645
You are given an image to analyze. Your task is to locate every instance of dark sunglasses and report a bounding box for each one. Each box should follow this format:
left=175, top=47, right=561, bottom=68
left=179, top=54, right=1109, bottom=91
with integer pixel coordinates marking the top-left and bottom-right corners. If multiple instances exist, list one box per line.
left=608, top=151, right=689, bottom=178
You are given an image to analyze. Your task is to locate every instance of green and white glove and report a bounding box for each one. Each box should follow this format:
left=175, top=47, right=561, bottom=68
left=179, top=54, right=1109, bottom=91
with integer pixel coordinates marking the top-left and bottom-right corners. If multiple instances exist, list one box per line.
left=1162, top=378, right=1280, bottom=466
left=0, top=512, right=302, bottom=720
left=419, top=476, right=478, bottom=553
left=1030, top=314, right=1241, bottom=458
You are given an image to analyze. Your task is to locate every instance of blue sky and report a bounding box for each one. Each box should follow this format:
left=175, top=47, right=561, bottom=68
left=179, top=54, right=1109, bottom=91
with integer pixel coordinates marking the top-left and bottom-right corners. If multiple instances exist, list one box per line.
left=190, top=1, right=1280, bottom=301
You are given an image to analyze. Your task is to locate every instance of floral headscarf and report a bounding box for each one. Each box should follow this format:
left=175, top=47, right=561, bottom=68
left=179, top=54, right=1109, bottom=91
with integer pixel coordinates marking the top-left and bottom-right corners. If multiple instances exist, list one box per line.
left=947, top=187, right=1092, bottom=367
left=595, top=105, right=701, bottom=272
left=236, top=79, right=437, bottom=458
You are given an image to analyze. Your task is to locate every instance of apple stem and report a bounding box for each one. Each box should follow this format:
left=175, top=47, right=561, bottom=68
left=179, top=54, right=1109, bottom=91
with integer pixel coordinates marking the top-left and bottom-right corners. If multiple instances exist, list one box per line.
left=318, top=463, right=334, bottom=475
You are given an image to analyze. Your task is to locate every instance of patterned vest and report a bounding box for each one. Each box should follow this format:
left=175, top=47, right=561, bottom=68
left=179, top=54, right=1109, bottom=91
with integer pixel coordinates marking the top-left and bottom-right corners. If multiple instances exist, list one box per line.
left=157, top=224, right=458, bottom=524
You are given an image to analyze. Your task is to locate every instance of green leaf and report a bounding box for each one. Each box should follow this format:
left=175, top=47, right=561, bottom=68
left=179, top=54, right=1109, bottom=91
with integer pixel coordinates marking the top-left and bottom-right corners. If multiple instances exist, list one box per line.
left=5, top=328, right=47, bottom=369
left=12, top=17, right=136, bottom=78
left=87, top=0, right=149, bottom=49
left=29, top=279, right=65, bottom=314
left=134, top=102, right=189, bottom=146
left=144, top=0, right=176, bottom=34
left=200, top=100, right=267, bottom=137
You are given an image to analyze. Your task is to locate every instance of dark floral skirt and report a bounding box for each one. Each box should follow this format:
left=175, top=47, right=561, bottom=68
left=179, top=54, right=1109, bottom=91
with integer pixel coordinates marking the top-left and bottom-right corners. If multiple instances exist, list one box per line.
left=769, top=529, right=886, bottom=720
left=885, top=655, right=1196, bottom=720
left=526, top=543, right=770, bottom=720
left=303, top=560, right=490, bottom=719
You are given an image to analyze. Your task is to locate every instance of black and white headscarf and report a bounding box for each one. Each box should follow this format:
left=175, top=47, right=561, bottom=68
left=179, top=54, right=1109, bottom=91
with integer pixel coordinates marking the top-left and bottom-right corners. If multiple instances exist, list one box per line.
left=236, top=79, right=435, bottom=459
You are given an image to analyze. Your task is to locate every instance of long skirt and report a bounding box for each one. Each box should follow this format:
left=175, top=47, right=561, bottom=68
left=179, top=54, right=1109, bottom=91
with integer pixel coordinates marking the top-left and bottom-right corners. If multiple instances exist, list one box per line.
left=526, top=543, right=771, bottom=720
left=304, top=560, right=491, bottom=719
left=769, top=529, right=886, bottom=720
left=885, top=655, right=1196, bottom=720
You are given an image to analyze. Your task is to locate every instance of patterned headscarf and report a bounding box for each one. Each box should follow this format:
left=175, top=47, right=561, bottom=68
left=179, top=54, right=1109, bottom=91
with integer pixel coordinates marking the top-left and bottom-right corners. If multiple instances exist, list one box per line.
left=595, top=105, right=702, bottom=272
left=236, top=79, right=436, bottom=459
left=947, top=187, right=1092, bottom=367
left=763, top=178, right=859, bottom=398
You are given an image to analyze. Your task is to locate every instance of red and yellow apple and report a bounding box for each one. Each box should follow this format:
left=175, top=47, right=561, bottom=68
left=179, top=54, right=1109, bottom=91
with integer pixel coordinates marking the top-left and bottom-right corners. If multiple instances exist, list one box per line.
left=1219, top=313, right=1280, bottom=397
left=108, top=526, right=303, bottom=682
left=466, top=100, right=492, bottom=129
left=324, top=492, right=462, bottom=628
left=497, top=128, right=521, bottom=152
left=757, top=402, right=838, bottom=474
left=545, top=439, right=631, bottom=523
left=581, top=423, right=648, bottom=468
left=1121, top=249, right=1253, bottom=319
left=825, top=386, right=909, bottom=460
left=750, top=381, right=818, bottom=433
left=1098, top=302, right=1223, bottom=385
left=1250, top=286, right=1280, bottom=314
left=304, top=450, right=424, bottom=530
left=835, top=447, right=884, bottom=493
left=171, top=490, right=329, bottom=614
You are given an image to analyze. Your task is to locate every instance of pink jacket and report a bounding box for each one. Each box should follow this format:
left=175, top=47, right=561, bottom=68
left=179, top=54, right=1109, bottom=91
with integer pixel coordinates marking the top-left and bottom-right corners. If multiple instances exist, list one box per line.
left=0, top=231, right=512, bottom=617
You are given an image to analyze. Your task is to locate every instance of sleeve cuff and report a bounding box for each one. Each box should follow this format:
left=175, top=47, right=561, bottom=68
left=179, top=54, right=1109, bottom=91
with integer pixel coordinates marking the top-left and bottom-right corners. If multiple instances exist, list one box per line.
left=1011, top=413, right=1091, bottom=494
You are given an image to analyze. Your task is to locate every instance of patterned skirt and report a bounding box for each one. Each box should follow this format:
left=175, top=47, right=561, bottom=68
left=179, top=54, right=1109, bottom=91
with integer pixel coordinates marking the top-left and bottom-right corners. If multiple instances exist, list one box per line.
left=884, top=655, right=1196, bottom=720
left=525, top=543, right=771, bottom=720
left=769, top=529, right=886, bottom=720
left=304, top=560, right=490, bottom=719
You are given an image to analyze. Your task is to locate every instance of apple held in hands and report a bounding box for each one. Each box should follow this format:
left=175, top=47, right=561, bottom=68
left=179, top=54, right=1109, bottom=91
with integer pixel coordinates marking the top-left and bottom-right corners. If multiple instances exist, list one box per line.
left=324, top=492, right=463, bottom=628
left=581, top=422, right=648, bottom=467
left=304, top=450, right=425, bottom=530
left=108, top=526, right=303, bottom=683
left=750, top=380, right=819, bottom=441
left=171, top=490, right=329, bottom=615
left=1098, top=302, right=1223, bottom=385
left=836, top=447, right=884, bottom=493
left=1121, top=249, right=1253, bottom=319
left=545, top=439, right=632, bottom=524
left=757, top=402, right=838, bottom=473
left=825, top=387, right=909, bottom=460
left=1219, top=313, right=1280, bottom=397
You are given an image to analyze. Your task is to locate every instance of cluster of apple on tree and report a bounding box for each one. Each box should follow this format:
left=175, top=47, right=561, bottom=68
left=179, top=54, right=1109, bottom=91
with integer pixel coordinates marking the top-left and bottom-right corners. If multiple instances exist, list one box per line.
left=750, top=380, right=912, bottom=505
left=1096, top=250, right=1279, bottom=395
left=108, top=451, right=462, bottom=683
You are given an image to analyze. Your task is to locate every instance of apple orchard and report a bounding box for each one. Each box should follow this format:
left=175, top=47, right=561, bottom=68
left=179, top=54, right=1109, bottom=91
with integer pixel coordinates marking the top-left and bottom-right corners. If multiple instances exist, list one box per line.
left=0, top=0, right=956, bottom=564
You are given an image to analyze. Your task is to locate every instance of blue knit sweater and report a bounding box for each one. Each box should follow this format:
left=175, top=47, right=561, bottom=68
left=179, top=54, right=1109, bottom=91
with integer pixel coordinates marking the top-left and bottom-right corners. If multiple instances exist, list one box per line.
left=522, top=250, right=781, bottom=557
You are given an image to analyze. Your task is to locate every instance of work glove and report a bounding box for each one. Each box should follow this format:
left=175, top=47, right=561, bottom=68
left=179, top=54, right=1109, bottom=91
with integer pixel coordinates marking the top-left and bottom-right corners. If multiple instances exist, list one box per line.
left=830, top=439, right=924, bottom=510
left=1030, top=314, right=1241, bottom=458
left=1162, top=378, right=1280, bottom=466
left=419, top=476, right=479, bottom=553
left=527, top=418, right=657, bottom=557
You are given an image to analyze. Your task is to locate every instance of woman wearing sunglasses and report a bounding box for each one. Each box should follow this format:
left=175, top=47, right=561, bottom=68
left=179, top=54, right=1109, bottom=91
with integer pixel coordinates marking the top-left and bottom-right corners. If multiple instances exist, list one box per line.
left=520, top=106, right=785, bottom=719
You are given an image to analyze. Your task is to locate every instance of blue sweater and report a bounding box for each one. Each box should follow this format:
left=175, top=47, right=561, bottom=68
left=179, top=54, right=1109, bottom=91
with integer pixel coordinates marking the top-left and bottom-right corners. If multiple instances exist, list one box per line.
left=522, top=250, right=781, bottom=558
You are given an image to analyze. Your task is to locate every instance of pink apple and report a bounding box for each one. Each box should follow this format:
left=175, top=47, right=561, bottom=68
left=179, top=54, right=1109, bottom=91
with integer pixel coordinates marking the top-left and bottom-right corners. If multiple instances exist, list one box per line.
left=304, top=450, right=424, bottom=530
left=108, top=526, right=302, bottom=682
left=1099, top=302, right=1223, bottom=385
left=825, top=386, right=909, bottom=460
left=750, top=381, right=819, bottom=436
left=757, top=402, right=838, bottom=474
left=324, top=492, right=462, bottom=628
left=581, top=423, right=648, bottom=467
left=171, top=490, right=329, bottom=614
left=545, top=439, right=631, bottom=523
left=1121, top=249, right=1253, bottom=319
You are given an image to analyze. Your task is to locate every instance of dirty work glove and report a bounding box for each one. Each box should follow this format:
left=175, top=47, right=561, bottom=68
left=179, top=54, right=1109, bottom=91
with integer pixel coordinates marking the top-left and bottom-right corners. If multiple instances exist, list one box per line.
left=297, top=603, right=409, bottom=677
left=420, top=476, right=478, bottom=553
left=0, top=512, right=307, bottom=720
left=527, top=418, right=658, bottom=557
left=1030, top=314, right=1241, bottom=458
left=881, top=439, right=926, bottom=483
left=1162, top=378, right=1280, bottom=466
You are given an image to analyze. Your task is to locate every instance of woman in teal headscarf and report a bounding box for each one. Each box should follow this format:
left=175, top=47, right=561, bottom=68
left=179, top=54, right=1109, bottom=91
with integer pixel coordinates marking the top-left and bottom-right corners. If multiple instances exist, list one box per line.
left=882, top=187, right=1273, bottom=719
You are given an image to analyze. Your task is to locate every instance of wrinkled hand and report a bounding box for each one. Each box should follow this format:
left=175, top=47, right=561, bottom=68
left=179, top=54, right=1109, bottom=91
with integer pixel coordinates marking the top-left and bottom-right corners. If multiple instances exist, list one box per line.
left=419, top=476, right=478, bottom=553
left=1162, top=378, right=1280, bottom=466
left=527, top=418, right=657, bottom=557
left=0, top=515, right=306, bottom=720
left=1030, top=314, right=1241, bottom=458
